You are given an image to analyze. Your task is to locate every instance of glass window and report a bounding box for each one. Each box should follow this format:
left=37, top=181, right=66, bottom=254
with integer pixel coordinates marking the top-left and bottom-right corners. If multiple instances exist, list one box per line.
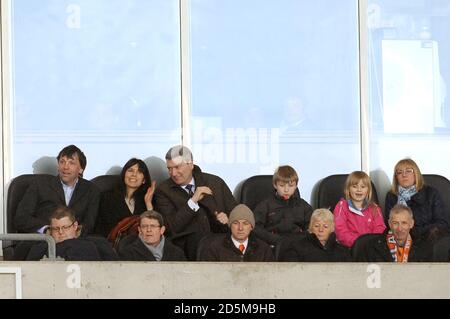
left=189, top=0, right=360, bottom=201
left=368, top=0, right=450, bottom=203
left=10, top=0, right=181, bottom=178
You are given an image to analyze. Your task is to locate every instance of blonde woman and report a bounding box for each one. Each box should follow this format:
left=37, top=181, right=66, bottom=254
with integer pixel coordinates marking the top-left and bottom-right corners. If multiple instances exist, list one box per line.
left=386, top=159, right=449, bottom=241
left=279, top=208, right=351, bottom=262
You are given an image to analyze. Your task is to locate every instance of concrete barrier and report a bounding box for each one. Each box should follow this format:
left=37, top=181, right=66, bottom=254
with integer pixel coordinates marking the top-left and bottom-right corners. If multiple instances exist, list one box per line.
left=0, top=261, right=449, bottom=298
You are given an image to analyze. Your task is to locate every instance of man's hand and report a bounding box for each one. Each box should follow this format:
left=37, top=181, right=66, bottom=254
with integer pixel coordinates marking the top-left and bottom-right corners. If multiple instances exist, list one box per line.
left=215, top=212, right=229, bottom=225
left=191, top=186, right=213, bottom=203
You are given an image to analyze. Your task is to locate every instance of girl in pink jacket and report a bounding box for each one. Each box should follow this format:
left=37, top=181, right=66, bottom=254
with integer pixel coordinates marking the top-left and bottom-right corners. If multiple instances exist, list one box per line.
left=333, top=171, right=386, bottom=248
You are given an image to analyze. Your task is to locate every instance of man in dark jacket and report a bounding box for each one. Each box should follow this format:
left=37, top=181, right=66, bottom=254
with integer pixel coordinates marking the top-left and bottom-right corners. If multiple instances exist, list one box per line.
left=154, top=145, right=237, bottom=260
left=27, top=206, right=117, bottom=261
left=357, top=204, right=432, bottom=262
left=118, top=210, right=186, bottom=261
left=199, top=204, right=274, bottom=262
left=15, top=144, right=100, bottom=235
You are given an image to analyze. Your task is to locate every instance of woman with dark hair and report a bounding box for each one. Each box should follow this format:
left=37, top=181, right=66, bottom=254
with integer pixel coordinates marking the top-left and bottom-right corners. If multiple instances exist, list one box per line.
left=385, top=158, right=449, bottom=241
left=95, top=158, right=156, bottom=237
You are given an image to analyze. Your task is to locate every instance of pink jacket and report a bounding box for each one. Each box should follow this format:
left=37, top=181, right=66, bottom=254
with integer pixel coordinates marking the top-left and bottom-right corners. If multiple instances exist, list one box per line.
left=333, top=199, right=386, bottom=248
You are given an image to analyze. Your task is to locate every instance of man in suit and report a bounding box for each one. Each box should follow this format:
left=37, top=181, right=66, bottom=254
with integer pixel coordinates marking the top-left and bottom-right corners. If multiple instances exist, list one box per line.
left=118, top=210, right=186, bottom=261
left=14, top=144, right=100, bottom=235
left=154, top=145, right=237, bottom=260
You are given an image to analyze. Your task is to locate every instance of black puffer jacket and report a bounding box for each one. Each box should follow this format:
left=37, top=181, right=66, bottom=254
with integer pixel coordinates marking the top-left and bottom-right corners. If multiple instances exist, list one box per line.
left=355, top=230, right=433, bottom=262
left=253, top=191, right=313, bottom=246
left=26, top=236, right=118, bottom=261
left=385, top=185, right=450, bottom=238
left=279, top=232, right=352, bottom=262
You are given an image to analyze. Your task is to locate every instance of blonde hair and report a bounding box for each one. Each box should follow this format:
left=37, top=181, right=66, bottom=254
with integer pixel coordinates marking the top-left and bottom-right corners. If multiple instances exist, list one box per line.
left=390, top=158, right=424, bottom=194
left=308, top=208, right=335, bottom=232
left=273, top=165, right=299, bottom=185
left=344, top=171, right=373, bottom=204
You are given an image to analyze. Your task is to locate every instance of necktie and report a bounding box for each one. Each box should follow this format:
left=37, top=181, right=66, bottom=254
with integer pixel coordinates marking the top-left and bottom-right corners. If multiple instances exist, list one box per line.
left=185, top=184, right=194, bottom=197
left=239, top=244, right=245, bottom=253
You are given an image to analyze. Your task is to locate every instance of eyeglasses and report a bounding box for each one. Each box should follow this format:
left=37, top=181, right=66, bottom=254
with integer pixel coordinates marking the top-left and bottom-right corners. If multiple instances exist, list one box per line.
left=140, top=224, right=161, bottom=230
left=396, top=168, right=414, bottom=176
left=49, top=222, right=75, bottom=233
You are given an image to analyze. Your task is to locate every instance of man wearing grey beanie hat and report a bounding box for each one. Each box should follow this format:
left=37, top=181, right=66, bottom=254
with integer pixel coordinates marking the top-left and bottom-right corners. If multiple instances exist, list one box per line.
left=228, top=204, right=255, bottom=229
left=199, top=204, right=274, bottom=262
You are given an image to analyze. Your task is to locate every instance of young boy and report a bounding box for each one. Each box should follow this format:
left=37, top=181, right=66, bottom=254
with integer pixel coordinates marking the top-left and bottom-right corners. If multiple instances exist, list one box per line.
left=253, top=165, right=313, bottom=246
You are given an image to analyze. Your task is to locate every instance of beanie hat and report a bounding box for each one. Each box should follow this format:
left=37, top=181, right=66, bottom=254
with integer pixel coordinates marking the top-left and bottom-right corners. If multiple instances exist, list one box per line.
left=228, top=204, right=255, bottom=228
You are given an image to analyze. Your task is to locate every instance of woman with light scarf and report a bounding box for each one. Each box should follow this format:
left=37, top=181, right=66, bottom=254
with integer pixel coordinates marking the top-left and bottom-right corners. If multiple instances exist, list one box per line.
left=385, top=158, right=449, bottom=242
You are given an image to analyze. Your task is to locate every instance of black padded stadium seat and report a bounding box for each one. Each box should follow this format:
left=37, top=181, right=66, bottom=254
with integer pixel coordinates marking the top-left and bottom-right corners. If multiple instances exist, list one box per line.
left=315, top=174, right=379, bottom=211
left=422, top=174, right=450, bottom=261
left=3, top=174, right=54, bottom=259
left=90, top=174, right=121, bottom=238
left=351, top=233, right=380, bottom=261
left=90, top=174, right=121, bottom=194
left=275, top=233, right=307, bottom=261
left=233, top=175, right=274, bottom=210
left=116, top=233, right=139, bottom=256
left=423, top=174, right=450, bottom=222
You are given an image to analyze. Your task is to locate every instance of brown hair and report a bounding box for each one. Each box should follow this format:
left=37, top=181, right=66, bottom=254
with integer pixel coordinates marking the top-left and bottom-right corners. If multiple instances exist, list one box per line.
left=48, top=206, right=81, bottom=236
left=50, top=206, right=76, bottom=223
left=140, top=210, right=165, bottom=227
left=57, top=145, right=87, bottom=177
left=273, top=165, right=299, bottom=185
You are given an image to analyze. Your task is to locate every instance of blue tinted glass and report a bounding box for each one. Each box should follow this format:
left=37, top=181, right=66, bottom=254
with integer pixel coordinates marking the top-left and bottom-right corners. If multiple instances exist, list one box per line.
left=368, top=0, right=450, bottom=200
left=190, top=0, right=360, bottom=200
left=11, top=0, right=180, bottom=178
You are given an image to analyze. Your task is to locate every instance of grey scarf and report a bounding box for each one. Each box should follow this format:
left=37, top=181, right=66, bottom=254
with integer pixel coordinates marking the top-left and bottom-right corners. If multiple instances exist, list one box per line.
left=397, top=185, right=417, bottom=206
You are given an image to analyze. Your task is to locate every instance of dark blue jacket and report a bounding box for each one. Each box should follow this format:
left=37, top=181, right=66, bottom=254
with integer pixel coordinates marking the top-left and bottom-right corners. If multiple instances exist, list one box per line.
left=385, top=185, right=450, bottom=238
left=279, top=232, right=352, bottom=262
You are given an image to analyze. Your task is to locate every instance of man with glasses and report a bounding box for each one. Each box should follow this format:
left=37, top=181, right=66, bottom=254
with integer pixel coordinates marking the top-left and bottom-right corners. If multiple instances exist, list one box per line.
left=15, top=144, right=100, bottom=235
left=118, top=210, right=186, bottom=261
left=154, top=145, right=237, bottom=261
left=26, top=206, right=117, bottom=261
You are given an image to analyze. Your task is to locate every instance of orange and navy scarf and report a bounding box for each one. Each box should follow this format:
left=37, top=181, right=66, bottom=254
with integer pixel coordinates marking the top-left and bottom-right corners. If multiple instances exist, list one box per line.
left=386, top=230, right=412, bottom=263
